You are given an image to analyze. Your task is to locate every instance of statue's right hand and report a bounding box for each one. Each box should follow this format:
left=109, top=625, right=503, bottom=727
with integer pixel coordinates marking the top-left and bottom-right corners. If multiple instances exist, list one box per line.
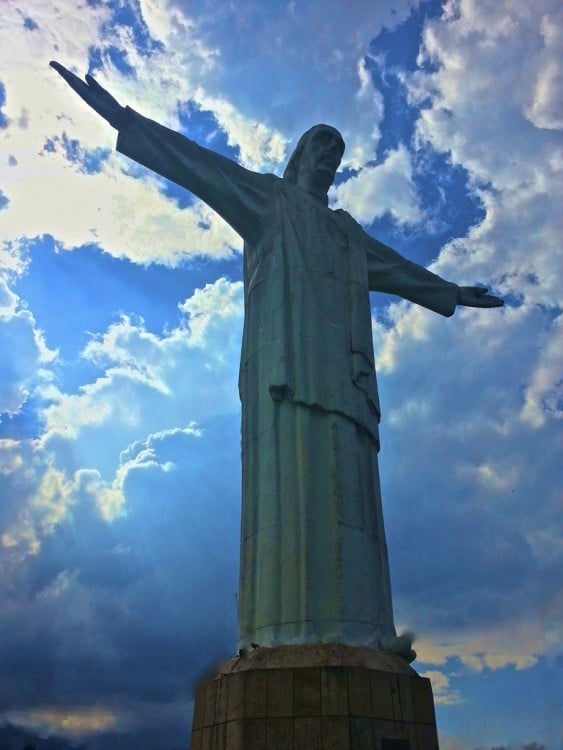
left=50, top=61, right=125, bottom=130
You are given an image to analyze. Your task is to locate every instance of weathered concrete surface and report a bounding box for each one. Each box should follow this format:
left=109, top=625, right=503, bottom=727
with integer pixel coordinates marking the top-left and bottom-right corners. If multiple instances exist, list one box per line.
left=214, top=642, right=417, bottom=676
left=191, top=644, right=438, bottom=750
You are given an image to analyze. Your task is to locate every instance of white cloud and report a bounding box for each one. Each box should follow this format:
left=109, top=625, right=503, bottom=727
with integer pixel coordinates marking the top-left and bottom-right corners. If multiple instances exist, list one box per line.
left=376, top=300, right=562, bottom=673
left=420, top=669, right=462, bottom=705
left=189, top=87, right=288, bottom=170
left=0, top=439, right=74, bottom=554
left=2, top=706, right=118, bottom=739
left=525, top=9, right=563, bottom=130
left=0, top=413, right=241, bottom=733
left=0, top=1, right=433, bottom=268
left=520, top=313, right=562, bottom=427
left=1, top=277, right=243, bottom=560
left=78, top=467, right=126, bottom=522
left=41, top=277, right=243, bottom=476
left=0, top=276, right=18, bottom=316
left=370, top=7, right=562, bottom=678
left=415, top=613, right=560, bottom=672
left=0, top=4, right=560, bottom=745
left=0, top=240, right=30, bottom=277
left=1, top=137, right=241, bottom=264
left=141, top=0, right=422, bottom=167
left=178, top=276, right=244, bottom=343
left=0, top=1, right=247, bottom=265
left=403, top=0, right=563, bottom=309
left=0, top=277, right=56, bottom=417
left=331, top=143, right=423, bottom=225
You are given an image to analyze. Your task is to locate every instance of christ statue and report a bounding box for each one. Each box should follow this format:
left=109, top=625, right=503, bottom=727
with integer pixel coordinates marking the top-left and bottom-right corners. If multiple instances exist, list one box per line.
left=51, top=62, right=503, bottom=663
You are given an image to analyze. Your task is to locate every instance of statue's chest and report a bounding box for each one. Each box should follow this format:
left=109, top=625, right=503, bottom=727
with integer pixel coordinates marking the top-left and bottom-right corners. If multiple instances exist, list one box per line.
left=281, top=191, right=351, bottom=269
left=245, top=188, right=365, bottom=299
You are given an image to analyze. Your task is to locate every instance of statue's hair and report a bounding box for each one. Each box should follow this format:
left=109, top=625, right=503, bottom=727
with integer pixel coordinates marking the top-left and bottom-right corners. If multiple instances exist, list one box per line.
left=283, top=124, right=345, bottom=184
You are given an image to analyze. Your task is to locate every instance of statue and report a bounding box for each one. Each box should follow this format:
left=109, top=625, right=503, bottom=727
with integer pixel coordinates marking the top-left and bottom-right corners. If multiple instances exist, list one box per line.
left=50, top=62, right=503, bottom=663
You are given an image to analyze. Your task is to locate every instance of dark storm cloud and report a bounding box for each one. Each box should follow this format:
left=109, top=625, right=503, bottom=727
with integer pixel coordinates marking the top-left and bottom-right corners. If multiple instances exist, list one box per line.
left=0, top=415, right=241, bottom=714
left=375, top=303, right=562, bottom=642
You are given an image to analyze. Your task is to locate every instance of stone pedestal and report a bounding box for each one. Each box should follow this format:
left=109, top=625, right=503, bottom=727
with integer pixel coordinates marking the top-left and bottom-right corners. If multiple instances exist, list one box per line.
left=190, top=643, right=439, bottom=749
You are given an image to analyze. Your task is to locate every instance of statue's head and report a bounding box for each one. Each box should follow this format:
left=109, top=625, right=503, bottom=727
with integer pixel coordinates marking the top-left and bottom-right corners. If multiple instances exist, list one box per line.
left=283, top=124, right=345, bottom=197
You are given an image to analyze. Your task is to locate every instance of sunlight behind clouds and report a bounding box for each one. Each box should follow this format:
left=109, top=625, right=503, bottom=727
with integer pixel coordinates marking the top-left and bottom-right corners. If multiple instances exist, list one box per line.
left=2, top=143, right=242, bottom=264
left=0, top=1, right=560, bottom=748
left=2, top=706, right=118, bottom=738
left=143, top=0, right=422, bottom=167
left=416, top=614, right=559, bottom=672
left=0, top=440, right=74, bottom=554
left=0, top=279, right=56, bottom=416
left=41, top=277, right=242, bottom=474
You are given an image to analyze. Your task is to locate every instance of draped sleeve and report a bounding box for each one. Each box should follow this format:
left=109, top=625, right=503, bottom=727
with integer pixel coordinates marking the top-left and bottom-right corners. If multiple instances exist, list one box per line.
left=116, top=107, right=274, bottom=246
left=363, top=232, right=459, bottom=317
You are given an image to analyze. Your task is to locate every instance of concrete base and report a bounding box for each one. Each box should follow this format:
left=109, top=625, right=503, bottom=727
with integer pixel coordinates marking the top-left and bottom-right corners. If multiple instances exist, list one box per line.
left=190, top=643, right=439, bottom=749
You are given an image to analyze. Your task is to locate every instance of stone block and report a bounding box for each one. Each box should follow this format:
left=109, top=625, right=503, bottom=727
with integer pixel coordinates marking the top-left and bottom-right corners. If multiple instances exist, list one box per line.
left=200, top=725, right=214, bottom=750
left=349, top=716, right=375, bottom=750
left=372, top=718, right=399, bottom=739
left=192, top=683, right=206, bottom=730
left=191, top=645, right=440, bottom=749
left=369, top=670, right=394, bottom=720
left=294, top=716, right=321, bottom=750
left=294, top=667, right=321, bottom=716
left=348, top=666, right=371, bottom=716
left=225, top=719, right=243, bottom=749
left=245, top=718, right=267, bottom=748
left=211, top=721, right=226, bottom=750
left=415, top=722, right=439, bottom=750
left=226, top=672, right=244, bottom=722
left=244, top=669, right=268, bottom=718
left=266, top=717, right=294, bottom=748
left=390, top=674, right=414, bottom=723
left=411, top=677, right=435, bottom=725
left=321, top=716, right=351, bottom=750
left=190, top=727, right=203, bottom=750
left=321, top=666, right=348, bottom=716
left=203, top=679, right=218, bottom=727
left=382, top=720, right=416, bottom=745
left=397, top=720, right=414, bottom=738
left=267, top=666, right=294, bottom=717
left=215, top=676, right=229, bottom=724
left=381, top=739, right=411, bottom=750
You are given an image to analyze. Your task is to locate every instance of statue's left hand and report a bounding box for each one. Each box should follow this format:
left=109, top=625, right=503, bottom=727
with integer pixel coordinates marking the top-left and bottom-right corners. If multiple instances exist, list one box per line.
left=457, top=285, right=504, bottom=308
left=50, top=61, right=125, bottom=130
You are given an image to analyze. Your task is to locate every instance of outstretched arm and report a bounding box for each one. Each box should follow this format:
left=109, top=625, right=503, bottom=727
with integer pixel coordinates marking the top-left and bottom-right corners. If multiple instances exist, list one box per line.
left=365, top=233, right=459, bottom=316
left=50, top=61, right=273, bottom=244
left=457, top=286, right=503, bottom=308
left=363, top=231, right=503, bottom=315
left=50, top=61, right=125, bottom=129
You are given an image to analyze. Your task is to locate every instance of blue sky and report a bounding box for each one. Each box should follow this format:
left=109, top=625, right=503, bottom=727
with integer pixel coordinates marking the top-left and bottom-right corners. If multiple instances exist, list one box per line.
left=0, top=0, right=561, bottom=748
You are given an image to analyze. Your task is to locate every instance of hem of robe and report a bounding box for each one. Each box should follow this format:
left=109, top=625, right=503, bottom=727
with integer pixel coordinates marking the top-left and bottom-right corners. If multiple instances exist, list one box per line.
left=238, top=619, right=394, bottom=652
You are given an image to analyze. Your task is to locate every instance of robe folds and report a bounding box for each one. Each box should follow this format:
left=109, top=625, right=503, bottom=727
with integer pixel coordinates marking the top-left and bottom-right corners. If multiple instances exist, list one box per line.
left=117, top=108, right=459, bottom=651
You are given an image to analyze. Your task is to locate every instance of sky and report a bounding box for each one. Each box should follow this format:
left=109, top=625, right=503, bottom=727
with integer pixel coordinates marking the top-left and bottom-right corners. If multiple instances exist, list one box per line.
left=0, top=0, right=561, bottom=748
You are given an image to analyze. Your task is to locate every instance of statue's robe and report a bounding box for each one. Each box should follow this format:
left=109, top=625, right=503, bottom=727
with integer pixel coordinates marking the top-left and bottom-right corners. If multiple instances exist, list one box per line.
left=117, top=108, right=459, bottom=651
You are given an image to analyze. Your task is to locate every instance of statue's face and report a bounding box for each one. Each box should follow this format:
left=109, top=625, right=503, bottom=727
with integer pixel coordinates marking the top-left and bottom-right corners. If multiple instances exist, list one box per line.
left=302, top=128, right=344, bottom=181
left=298, top=127, right=344, bottom=193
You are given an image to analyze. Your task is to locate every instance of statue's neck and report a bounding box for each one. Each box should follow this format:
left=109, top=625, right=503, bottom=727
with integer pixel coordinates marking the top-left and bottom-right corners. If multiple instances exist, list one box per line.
left=295, top=173, right=331, bottom=205
left=294, top=182, right=329, bottom=206
left=307, top=189, right=329, bottom=206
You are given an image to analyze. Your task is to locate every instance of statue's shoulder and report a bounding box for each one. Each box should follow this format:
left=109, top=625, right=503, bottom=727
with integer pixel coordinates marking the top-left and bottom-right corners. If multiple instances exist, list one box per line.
left=332, top=208, right=362, bottom=233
